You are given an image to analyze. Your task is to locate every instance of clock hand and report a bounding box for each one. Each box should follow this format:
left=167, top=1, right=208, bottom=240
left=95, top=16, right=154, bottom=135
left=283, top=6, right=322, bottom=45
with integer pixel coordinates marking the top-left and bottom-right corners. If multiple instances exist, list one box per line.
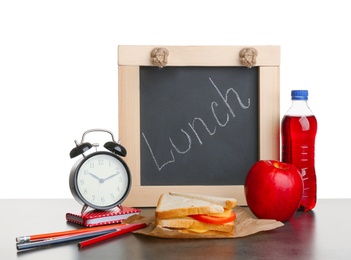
left=103, top=173, right=119, bottom=182
left=88, top=172, right=104, bottom=183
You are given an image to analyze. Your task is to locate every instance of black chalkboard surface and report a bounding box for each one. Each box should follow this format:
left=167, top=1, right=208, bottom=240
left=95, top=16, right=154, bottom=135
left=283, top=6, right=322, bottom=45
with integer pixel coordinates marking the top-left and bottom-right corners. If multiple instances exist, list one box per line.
left=140, top=66, right=258, bottom=186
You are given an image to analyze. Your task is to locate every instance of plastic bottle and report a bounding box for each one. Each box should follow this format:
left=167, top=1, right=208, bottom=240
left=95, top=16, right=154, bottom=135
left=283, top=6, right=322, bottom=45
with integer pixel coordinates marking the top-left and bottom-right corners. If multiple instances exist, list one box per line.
left=281, top=90, right=317, bottom=211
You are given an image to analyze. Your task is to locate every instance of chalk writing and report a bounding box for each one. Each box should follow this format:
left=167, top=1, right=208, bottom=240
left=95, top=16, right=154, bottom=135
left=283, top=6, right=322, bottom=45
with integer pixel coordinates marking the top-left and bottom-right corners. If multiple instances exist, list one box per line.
left=142, top=77, right=251, bottom=172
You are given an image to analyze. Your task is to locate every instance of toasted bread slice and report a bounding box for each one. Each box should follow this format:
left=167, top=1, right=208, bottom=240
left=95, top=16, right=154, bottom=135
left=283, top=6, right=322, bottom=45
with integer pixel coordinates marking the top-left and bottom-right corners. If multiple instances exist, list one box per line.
left=169, top=192, right=237, bottom=209
left=156, top=217, right=234, bottom=233
left=156, top=194, right=224, bottom=219
left=178, top=229, right=234, bottom=237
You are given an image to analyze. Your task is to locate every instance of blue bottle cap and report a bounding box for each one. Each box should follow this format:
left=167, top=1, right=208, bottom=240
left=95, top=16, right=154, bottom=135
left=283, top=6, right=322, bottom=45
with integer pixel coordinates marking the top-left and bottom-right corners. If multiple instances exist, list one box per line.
left=291, top=90, right=308, bottom=100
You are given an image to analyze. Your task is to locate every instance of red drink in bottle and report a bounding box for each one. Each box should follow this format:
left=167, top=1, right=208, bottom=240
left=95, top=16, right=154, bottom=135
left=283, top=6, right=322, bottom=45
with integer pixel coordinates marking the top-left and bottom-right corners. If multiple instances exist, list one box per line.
left=281, top=90, right=317, bottom=211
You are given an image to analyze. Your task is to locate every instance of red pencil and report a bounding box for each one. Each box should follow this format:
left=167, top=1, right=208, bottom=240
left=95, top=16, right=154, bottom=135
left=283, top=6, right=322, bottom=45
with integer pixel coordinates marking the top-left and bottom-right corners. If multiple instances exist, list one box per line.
left=78, top=223, right=147, bottom=248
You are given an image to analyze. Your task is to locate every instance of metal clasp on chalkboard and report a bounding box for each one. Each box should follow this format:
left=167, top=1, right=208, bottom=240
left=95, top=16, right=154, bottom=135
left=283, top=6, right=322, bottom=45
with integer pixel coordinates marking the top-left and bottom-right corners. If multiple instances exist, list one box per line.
left=239, top=48, right=258, bottom=68
left=151, top=47, right=169, bottom=68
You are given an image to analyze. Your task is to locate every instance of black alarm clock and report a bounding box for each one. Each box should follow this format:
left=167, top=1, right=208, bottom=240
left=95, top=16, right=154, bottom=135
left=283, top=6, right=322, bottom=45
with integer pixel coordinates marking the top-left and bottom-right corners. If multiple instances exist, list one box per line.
left=69, top=129, right=131, bottom=214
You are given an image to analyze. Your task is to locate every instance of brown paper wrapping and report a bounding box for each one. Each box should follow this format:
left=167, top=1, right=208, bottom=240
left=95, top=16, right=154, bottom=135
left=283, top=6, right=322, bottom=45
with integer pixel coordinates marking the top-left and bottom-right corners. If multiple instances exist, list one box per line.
left=124, top=206, right=284, bottom=239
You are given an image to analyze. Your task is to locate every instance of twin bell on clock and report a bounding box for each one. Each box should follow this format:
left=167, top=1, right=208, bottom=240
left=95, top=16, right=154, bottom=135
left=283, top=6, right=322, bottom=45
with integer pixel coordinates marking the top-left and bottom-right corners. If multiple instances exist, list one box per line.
left=69, top=129, right=131, bottom=215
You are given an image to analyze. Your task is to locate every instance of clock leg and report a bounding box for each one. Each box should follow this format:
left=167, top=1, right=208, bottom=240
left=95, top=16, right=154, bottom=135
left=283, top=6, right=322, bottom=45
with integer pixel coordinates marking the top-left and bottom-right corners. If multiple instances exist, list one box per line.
left=81, top=204, right=88, bottom=215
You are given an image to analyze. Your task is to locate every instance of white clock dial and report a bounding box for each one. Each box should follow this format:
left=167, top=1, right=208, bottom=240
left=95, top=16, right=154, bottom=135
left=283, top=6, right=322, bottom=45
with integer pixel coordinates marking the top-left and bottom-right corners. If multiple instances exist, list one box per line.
left=76, top=153, right=129, bottom=208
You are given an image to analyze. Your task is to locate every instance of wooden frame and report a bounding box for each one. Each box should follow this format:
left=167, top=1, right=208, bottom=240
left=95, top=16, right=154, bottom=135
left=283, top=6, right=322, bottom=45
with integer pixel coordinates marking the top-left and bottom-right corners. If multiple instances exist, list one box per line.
left=118, top=45, right=280, bottom=206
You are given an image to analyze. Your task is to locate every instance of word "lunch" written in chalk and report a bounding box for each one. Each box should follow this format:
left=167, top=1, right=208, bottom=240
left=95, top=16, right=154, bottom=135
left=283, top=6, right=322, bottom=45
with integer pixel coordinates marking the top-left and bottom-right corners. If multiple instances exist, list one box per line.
left=142, top=77, right=251, bottom=172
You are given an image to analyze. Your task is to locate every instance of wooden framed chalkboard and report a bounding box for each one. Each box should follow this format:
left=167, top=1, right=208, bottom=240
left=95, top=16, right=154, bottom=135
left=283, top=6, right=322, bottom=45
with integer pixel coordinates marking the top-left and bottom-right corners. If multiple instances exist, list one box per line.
left=118, top=46, right=280, bottom=206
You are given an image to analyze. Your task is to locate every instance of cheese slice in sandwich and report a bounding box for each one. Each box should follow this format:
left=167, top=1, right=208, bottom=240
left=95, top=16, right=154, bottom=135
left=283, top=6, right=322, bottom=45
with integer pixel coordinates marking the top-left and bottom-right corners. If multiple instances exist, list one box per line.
left=156, top=192, right=237, bottom=235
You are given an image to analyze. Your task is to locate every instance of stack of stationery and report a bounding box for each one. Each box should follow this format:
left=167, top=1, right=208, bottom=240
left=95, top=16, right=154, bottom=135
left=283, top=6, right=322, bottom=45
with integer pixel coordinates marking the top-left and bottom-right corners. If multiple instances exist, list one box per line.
left=66, top=206, right=141, bottom=227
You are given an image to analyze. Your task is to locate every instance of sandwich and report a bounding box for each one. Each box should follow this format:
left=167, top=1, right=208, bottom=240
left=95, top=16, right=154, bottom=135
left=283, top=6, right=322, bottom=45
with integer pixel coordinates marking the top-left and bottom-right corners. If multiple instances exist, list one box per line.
left=155, top=192, right=237, bottom=236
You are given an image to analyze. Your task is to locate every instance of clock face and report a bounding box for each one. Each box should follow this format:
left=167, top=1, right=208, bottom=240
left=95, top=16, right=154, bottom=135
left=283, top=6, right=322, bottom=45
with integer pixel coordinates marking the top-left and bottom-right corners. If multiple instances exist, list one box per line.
left=74, top=152, right=130, bottom=209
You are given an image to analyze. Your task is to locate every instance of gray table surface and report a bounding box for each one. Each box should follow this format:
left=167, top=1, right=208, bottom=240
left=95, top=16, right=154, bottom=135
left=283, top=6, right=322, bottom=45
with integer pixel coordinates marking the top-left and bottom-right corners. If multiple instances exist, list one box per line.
left=1, top=199, right=350, bottom=260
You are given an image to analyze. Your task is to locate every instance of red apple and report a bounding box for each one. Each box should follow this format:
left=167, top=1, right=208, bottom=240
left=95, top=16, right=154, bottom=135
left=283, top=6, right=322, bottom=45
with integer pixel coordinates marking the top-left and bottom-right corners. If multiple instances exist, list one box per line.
left=244, top=160, right=303, bottom=222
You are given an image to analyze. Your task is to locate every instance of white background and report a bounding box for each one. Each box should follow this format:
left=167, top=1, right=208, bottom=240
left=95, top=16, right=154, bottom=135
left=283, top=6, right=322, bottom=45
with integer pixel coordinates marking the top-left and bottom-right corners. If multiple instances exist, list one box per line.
left=0, top=0, right=349, bottom=199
